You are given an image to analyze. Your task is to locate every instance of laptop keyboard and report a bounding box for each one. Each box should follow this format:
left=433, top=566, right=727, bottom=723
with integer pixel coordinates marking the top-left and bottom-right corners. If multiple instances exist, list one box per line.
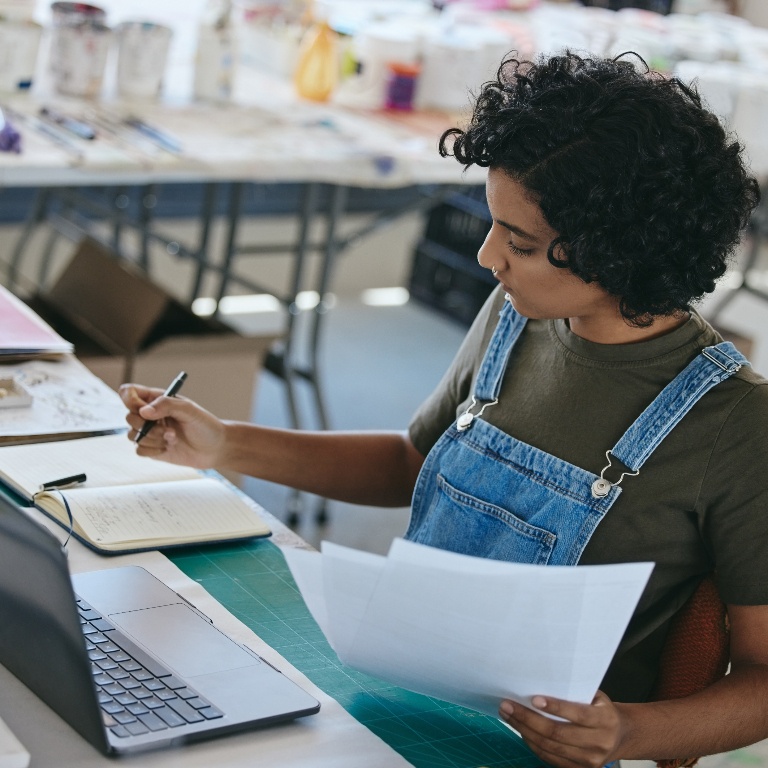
left=76, top=596, right=225, bottom=739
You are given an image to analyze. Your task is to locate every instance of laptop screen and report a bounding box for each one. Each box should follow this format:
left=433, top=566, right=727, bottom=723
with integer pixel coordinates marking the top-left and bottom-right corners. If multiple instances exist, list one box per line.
left=0, top=496, right=109, bottom=753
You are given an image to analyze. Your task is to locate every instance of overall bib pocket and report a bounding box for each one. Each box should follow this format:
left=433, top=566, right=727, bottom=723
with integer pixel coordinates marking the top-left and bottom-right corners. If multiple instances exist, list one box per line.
left=410, top=473, right=557, bottom=564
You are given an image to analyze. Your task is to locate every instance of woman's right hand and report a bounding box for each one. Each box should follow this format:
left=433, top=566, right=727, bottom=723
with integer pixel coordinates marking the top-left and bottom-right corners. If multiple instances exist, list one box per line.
left=119, top=383, right=227, bottom=470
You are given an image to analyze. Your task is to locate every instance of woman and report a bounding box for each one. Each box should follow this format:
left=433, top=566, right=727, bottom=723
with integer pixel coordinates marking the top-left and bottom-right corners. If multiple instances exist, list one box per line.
left=121, top=52, right=768, bottom=766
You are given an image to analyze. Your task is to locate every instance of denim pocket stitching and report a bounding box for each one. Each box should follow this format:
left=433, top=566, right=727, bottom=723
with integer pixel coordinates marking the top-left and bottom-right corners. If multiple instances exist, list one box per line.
left=460, top=431, right=611, bottom=509
left=436, top=473, right=557, bottom=547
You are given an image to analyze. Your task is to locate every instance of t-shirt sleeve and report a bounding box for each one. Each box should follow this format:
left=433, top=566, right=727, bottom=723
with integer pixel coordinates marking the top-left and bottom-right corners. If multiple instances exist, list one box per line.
left=700, top=381, right=768, bottom=604
left=408, top=288, right=506, bottom=457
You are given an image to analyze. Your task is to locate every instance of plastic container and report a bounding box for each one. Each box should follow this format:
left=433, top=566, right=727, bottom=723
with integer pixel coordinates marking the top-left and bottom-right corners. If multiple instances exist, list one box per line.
left=50, top=24, right=111, bottom=98
left=384, top=62, right=420, bottom=111
left=50, top=1, right=106, bottom=26
left=116, top=21, right=172, bottom=101
left=194, top=0, right=237, bottom=103
left=293, top=20, right=337, bottom=102
left=0, top=19, right=42, bottom=93
left=334, top=22, right=420, bottom=110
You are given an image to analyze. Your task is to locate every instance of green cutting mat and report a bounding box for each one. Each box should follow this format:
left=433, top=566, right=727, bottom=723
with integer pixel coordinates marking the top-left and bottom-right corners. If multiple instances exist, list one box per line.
left=168, top=539, right=542, bottom=768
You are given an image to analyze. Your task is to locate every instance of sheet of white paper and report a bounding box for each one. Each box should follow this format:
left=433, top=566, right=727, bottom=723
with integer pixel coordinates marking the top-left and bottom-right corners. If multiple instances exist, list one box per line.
left=568, top=564, right=653, bottom=700
left=0, top=357, right=127, bottom=440
left=281, top=545, right=388, bottom=656
left=281, top=547, right=331, bottom=645
left=285, top=538, right=653, bottom=718
left=320, top=541, right=387, bottom=659
left=387, top=539, right=653, bottom=703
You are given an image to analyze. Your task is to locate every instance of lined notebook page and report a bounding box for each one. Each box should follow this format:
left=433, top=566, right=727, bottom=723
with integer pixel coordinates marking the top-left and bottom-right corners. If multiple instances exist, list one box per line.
left=56, top=478, right=267, bottom=546
left=0, top=433, right=200, bottom=500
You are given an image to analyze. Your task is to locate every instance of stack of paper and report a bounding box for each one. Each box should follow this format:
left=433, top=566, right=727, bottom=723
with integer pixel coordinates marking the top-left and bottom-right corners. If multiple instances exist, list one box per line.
left=0, top=284, right=72, bottom=360
left=284, top=539, right=653, bottom=716
left=0, top=356, right=128, bottom=445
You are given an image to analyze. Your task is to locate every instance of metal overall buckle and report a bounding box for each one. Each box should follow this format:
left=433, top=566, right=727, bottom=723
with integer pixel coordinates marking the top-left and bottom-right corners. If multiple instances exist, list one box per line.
left=701, top=347, right=742, bottom=374
left=456, top=397, right=499, bottom=431
left=591, top=451, right=640, bottom=498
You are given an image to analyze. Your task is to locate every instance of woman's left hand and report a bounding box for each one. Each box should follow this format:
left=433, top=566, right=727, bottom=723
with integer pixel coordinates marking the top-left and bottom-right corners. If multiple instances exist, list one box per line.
left=499, top=690, right=626, bottom=768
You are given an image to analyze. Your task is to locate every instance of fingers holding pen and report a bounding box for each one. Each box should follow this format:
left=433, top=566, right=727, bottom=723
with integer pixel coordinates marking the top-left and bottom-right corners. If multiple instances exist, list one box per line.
left=119, top=383, right=184, bottom=446
left=119, top=373, right=185, bottom=433
left=119, top=382, right=164, bottom=410
left=119, top=377, right=227, bottom=470
left=133, top=371, right=188, bottom=445
left=133, top=395, right=189, bottom=443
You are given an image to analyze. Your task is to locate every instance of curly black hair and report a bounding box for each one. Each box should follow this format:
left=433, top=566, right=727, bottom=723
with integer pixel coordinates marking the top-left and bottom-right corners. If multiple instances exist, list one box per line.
left=439, top=51, right=761, bottom=325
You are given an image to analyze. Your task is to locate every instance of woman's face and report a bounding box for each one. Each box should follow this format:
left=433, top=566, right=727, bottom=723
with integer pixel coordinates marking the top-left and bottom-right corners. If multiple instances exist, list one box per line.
left=478, top=169, right=618, bottom=326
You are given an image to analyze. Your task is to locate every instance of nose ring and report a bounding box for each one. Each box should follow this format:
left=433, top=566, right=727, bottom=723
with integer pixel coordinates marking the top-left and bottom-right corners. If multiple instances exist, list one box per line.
left=491, top=267, right=497, bottom=276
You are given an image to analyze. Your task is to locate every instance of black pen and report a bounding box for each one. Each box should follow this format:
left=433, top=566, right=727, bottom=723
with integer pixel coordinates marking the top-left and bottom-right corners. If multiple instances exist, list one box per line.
left=134, top=371, right=187, bottom=444
left=39, top=473, right=87, bottom=491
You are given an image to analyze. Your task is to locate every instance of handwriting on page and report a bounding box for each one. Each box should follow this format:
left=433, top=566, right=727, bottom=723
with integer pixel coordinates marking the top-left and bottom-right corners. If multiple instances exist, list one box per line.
left=66, top=478, right=258, bottom=544
left=0, top=357, right=126, bottom=439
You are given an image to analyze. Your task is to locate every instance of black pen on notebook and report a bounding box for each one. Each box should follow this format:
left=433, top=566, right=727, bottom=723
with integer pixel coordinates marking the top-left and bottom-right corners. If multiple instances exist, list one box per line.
left=39, top=473, right=87, bottom=491
left=134, top=371, right=187, bottom=444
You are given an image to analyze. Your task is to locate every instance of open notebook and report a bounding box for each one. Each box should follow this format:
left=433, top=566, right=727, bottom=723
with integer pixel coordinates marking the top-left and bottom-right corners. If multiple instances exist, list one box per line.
left=0, top=433, right=270, bottom=554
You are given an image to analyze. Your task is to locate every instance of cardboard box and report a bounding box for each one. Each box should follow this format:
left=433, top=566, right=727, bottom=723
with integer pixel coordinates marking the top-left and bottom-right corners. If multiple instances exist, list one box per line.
left=27, top=238, right=276, bottom=483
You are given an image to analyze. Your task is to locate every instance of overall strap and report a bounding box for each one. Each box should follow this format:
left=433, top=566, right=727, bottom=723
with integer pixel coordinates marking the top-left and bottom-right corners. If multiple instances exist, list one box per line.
left=456, top=302, right=527, bottom=431
left=474, top=301, right=528, bottom=401
left=611, top=341, right=749, bottom=472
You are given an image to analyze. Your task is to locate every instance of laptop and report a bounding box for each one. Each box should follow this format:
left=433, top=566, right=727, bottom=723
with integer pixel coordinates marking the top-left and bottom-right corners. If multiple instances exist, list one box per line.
left=0, top=494, right=320, bottom=756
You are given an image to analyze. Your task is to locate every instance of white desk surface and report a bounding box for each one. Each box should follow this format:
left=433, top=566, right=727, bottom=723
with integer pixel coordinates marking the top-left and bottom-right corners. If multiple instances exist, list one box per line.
left=6, top=0, right=768, bottom=189
left=0, top=69, right=487, bottom=190
left=0, top=507, right=413, bottom=768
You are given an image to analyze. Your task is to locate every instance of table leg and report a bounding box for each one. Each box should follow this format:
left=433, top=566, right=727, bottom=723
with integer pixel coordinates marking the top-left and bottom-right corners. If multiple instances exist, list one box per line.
left=215, top=181, right=244, bottom=307
left=138, top=184, right=157, bottom=272
left=7, top=188, right=52, bottom=291
left=188, top=182, right=218, bottom=303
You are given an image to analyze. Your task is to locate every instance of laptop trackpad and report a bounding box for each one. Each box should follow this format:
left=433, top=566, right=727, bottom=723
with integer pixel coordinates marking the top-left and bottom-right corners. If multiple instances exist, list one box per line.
left=110, top=603, right=258, bottom=678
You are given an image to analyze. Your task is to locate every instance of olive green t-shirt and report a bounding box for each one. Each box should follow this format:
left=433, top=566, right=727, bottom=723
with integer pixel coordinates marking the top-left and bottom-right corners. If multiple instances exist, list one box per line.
left=408, top=288, right=768, bottom=703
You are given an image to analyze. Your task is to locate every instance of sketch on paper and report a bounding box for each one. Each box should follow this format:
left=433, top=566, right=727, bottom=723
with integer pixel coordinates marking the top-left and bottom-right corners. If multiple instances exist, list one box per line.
left=0, top=356, right=127, bottom=441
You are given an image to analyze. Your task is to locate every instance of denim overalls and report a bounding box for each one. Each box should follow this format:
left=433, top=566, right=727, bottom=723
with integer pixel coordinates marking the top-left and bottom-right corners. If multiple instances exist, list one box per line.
left=406, top=302, right=748, bottom=566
